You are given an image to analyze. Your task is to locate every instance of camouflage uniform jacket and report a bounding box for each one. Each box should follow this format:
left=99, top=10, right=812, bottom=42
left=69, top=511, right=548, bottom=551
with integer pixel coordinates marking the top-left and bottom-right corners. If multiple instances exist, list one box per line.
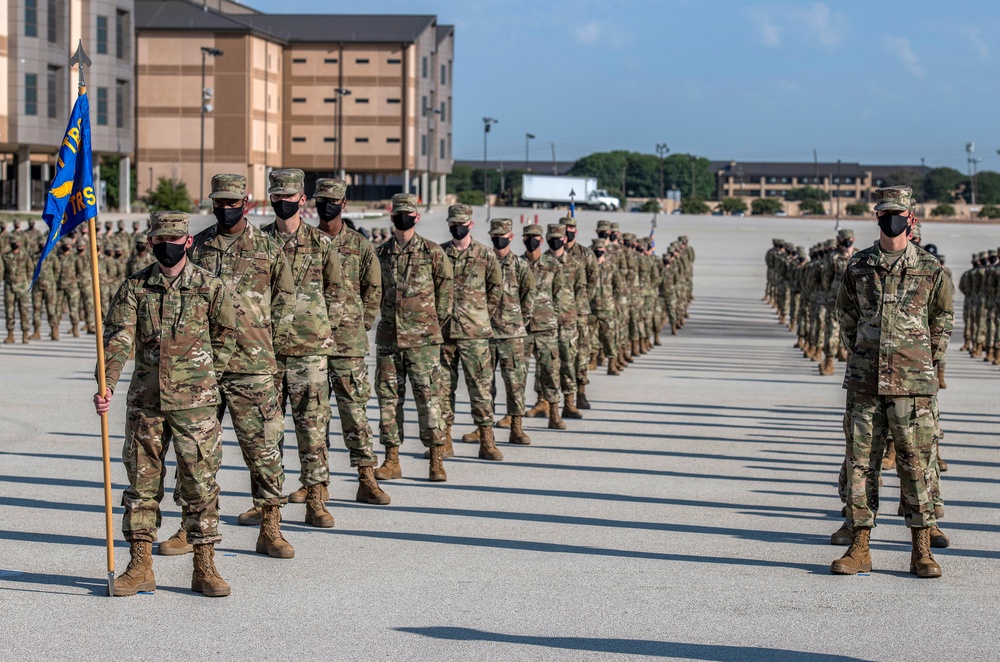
left=525, top=253, right=568, bottom=333
left=55, top=249, right=78, bottom=289
left=491, top=251, right=535, bottom=339
left=103, top=262, right=237, bottom=411
left=828, top=250, right=852, bottom=305
left=74, top=252, right=94, bottom=292
left=838, top=241, right=953, bottom=396
left=441, top=239, right=502, bottom=340
left=187, top=222, right=295, bottom=374
left=2, top=250, right=31, bottom=290
left=127, top=249, right=157, bottom=279
left=262, top=219, right=343, bottom=356
left=375, top=233, right=454, bottom=349
left=550, top=250, right=585, bottom=326
left=325, top=225, right=381, bottom=357
left=567, top=242, right=597, bottom=307
left=591, top=258, right=623, bottom=318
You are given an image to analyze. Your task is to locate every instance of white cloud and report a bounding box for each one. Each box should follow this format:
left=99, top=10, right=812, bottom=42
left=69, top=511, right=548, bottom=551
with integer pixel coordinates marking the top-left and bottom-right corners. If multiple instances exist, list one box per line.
left=885, top=35, right=924, bottom=78
left=746, top=9, right=782, bottom=47
left=574, top=21, right=601, bottom=44
left=967, top=27, right=989, bottom=59
left=746, top=3, right=847, bottom=49
left=790, top=2, right=847, bottom=48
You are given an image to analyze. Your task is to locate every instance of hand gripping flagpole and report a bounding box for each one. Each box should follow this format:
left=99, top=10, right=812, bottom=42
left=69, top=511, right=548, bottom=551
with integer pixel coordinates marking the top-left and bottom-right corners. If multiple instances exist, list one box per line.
left=71, top=41, right=114, bottom=597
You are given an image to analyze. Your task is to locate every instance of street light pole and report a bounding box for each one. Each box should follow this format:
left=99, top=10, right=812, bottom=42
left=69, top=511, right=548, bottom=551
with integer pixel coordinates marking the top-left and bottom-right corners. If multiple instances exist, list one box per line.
left=483, top=117, right=498, bottom=219
left=426, top=108, right=442, bottom=211
left=835, top=159, right=842, bottom=231
left=655, top=143, right=669, bottom=200
left=199, top=46, right=223, bottom=206
left=334, top=87, right=351, bottom=180
left=525, top=133, right=535, bottom=171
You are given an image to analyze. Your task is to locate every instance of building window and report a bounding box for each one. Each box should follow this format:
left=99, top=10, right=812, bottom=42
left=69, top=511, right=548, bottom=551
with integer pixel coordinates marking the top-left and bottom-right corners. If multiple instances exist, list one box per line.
left=439, top=102, right=446, bottom=122
left=323, top=98, right=336, bottom=103
left=292, top=98, right=306, bottom=103
left=355, top=98, right=369, bottom=104
left=421, top=56, right=428, bottom=78
left=355, top=137, right=368, bottom=143
left=47, top=0, right=57, bottom=43
left=387, top=58, right=401, bottom=64
left=440, top=139, right=445, bottom=159
left=116, top=79, right=126, bottom=128
left=97, top=87, right=108, bottom=125
left=323, top=137, right=336, bottom=143
left=844, top=177, right=854, bottom=184
left=421, top=135, right=426, bottom=156
left=421, top=95, right=427, bottom=116
left=767, top=177, right=776, bottom=184
left=441, top=64, right=446, bottom=85
left=355, top=58, right=369, bottom=64
left=47, top=66, right=59, bottom=119
left=96, top=16, right=108, bottom=54
left=324, top=58, right=338, bottom=64
left=25, top=74, right=38, bottom=115
left=116, top=9, right=128, bottom=59
left=25, top=0, right=38, bottom=37
left=387, top=98, right=401, bottom=104
left=780, top=177, right=790, bottom=184
left=292, top=137, right=306, bottom=143
left=387, top=137, right=400, bottom=144
left=292, top=58, right=306, bottom=63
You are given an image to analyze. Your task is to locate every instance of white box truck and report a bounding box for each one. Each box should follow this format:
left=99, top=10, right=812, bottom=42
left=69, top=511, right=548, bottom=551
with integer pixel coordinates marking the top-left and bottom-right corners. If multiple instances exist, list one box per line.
left=521, top=174, right=621, bottom=211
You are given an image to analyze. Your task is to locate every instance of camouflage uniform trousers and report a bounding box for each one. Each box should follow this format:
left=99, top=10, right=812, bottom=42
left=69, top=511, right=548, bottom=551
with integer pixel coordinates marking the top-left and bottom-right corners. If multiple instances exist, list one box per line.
left=375, top=344, right=446, bottom=448
left=575, top=317, right=591, bottom=386
left=812, top=302, right=827, bottom=351
left=440, top=338, right=494, bottom=428
left=32, top=283, right=57, bottom=331
left=628, top=304, right=642, bottom=341
left=491, top=336, right=528, bottom=417
left=328, top=356, right=377, bottom=467
left=842, top=391, right=937, bottom=530
left=215, top=373, right=286, bottom=507
left=275, top=354, right=331, bottom=488
left=973, top=302, right=989, bottom=346
left=4, top=284, right=30, bottom=332
left=527, top=329, right=561, bottom=404
left=121, top=405, right=222, bottom=545
left=77, top=282, right=95, bottom=326
left=555, top=323, right=579, bottom=395
left=824, top=303, right=841, bottom=355
left=56, top=287, right=80, bottom=327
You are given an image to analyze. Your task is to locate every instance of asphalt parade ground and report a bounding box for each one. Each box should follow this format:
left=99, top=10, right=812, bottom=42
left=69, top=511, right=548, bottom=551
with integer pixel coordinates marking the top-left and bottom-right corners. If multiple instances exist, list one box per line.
left=1, top=209, right=997, bottom=661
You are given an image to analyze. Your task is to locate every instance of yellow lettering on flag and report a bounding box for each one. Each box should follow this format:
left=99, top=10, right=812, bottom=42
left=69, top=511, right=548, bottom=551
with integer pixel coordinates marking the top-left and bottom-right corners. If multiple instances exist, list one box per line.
left=84, top=187, right=96, bottom=207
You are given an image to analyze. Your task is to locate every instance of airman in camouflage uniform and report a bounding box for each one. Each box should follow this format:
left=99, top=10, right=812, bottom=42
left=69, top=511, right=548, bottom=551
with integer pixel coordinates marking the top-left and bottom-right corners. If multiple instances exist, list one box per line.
left=54, top=240, right=81, bottom=337
left=2, top=238, right=32, bottom=343
left=127, top=240, right=157, bottom=277
left=373, top=193, right=454, bottom=482
left=32, top=239, right=59, bottom=340
left=831, top=186, right=953, bottom=579
left=591, top=237, right=624, bottom=376
left=178, top=173, right=296, bottom=559
left=819, top=230, right=855, bottom=375
left=544, top=223, right=586, bottom=420
left=261, top=169, right=342, bottom=528
left=313, top=178, right=389, bottom=506
left=523, top=224, right=569, bottom=430
left=97, top=210, right=237, bottom=597
left=563, top=216, right=598, bottom=408
left=72, top=241, right=96, bottom=334
left=438, top=204, right=504, bottom=461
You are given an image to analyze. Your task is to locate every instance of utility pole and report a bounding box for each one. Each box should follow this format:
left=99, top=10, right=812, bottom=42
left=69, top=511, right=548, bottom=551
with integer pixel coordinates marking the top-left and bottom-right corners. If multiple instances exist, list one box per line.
left=620, top=164, right=626, bottom=209
left=525, top=133, right=535, bottom=171
left=334, top=87, right=351, bottom=180
left=425, top=108, right=442, bottom=211
left=966, top=142, right=976, bottom=206
left=835, top=159, right=842, bottom=231
left=551, top=143, right=557, bottom=175
left=483, top=117, right=498, bottom=219
left=199, top=46, right=223, bottom=206
left=690, top=157, right=696, bottom=199
left=655, top=143, right=669, bottom=200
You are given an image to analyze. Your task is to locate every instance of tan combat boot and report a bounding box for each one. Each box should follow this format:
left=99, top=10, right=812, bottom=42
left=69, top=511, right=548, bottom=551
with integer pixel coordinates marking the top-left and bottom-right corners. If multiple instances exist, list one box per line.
left=837, top=347, right=849, bottom=362
left=477, top=426, right=504, bottom=461
left=987, top=349, right=997, bottom=363
left=830, top=521, right=853, bottom=546
left=461, top=427, right=481, bottom=444
left=357, top=466, right=391, bottom=505
left=237, top=506, right=262, bottom=526
left=4, top=331, right=14, bottom=344
left=882, top=443, right=896, bottom=471
left=305, top=484, right=334, bottom=528
left=113, top=541, right=156, bottom=596
left=596, top=350, right=606, bottom=367
left=548, top=402, right=566, bottom=430
left=938, top=452, right=948, bottom=473
left=30, top=327, right=41, bottom=341
left=910, top=527, right=942, bottom=578
left=607, top=357, right=621, bottom=376
left=21, top=331, right=29, bottom=344
left=509, top=415, right=531, bottom=445
left=496, top=415, right=512, bottom=429
left=960, top=340, right=969, bottom=351
left=562, top=394, right=583, bottom=420
left=191, top=543, right=230, bottom=597
left=971, top=343, right=983, bottom=358
left=425, top=428, right=455, bottom=458
left=577, top=385, right=591, bottom=410
left=374, top=446, right=402, bottom=480
left=632, top=339, right=642, bottom=356
left=929, top=525, right=950, bottom=549
left=588, top=355, right=598, bottom=370
left=653, top=334, right=662, bottom=346
left=622, top=347, right=634, bottom=364
left=86, top=322, right=96, bottom=335
left=287, top=485, right=307, bottom=504
left=50, top=326, right=59, bottom=341
left=429, top=445, right=447, bottom=482
left=256, top=505, right=295, bottom=558
left=525, top=398, right=550, bottom=418
left=158, top=528, right=194, bottom=556
left=936, top=363, right=947, bottom=389
left=818, top=355, right=835, bottom=376
left=830, top=526, right=872, bottom=574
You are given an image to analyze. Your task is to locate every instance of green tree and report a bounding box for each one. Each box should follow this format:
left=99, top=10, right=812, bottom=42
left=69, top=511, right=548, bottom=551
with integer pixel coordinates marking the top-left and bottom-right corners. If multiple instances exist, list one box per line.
left=100, top=155, right=138, bottom=212
left=967, top=170, right=1000, bottom=205
left=845, top=201, right=869, bottom=216
left=930, top=202, right=955, bottom=217
left=798, top=199, right=826, bottom=215
left=448, top=165, right=475, bottom=194
left=978, top=204, right=1000, bottom=218
left=456, top=189, right=485, bottom=206
left=146, top=177, right=193, bottom=212
left=923, top=167, right=964, bottom=202
left=641, top=198, right=661, bottom=213
left=569, top=150, right=658, bottom=198
left=785, top=186, right=829, bottom=201
left=717, top=197, right=748, bottom=214
left=885, top=168, right=924, bottom=201
left=751, top=198, right=784, bottom=215
left=662, top=153, right=715, bottom=199
left=680, top=196, right=709, bottom=214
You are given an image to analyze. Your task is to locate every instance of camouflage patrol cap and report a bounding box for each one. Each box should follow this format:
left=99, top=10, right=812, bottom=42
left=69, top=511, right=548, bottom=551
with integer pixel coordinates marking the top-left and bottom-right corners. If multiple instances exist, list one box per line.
left=623, top=232, right=637, bottom=241
left=447, top=203, right=474, bottom=224
left=147, top=211, right=189, bottom=238
left=560, top=216, right=577, bottom=227
left=489, top=218, right=513, bottom=236
left=117, top=219, right=125, bottom=229
left=797, top=245, right=807, bottom=256
left=679, top=235, right=689, bottom=242
left=989, top=249, right=998, bottom=257
left=210, top=173, right=248, bottom=200
left=391, top=193, right=418, bottom=214
left=592, top=238, right=608, bottom=249
left=523, top=223, right=543, bottom=237
left=910, top=224, right=922, bottom=240
left=978, top=251, right=989, bottom=260
left=314, top=178, right=347, bottom=200
left=824, top=239, right=836, bottom=248
left=873, top=185, right=914, bottom=212
left=597, top=220, right=612, bottom=232
left=546, top=224, right=566, bottom=238
left=609, top=222, right=620, bottom=232
left=837, top=229, right=854, bottom=240
left=104, top=220, right=113, bottom=230
left=268, top=168, right=305, bottom=196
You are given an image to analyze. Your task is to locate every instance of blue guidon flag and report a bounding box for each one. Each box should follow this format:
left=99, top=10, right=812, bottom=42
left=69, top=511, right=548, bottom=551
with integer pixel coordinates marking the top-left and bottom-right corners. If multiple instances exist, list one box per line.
left=32, top=90, right=98, bottom=285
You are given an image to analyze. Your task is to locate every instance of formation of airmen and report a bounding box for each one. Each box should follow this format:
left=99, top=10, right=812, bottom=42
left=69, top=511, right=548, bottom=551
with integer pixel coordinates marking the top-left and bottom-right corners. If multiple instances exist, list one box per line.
left=72, top=170, right=698, bottom=597
left=958, top=248, right=1000, bottom=366
left=0, top=219, right=151, bottom=343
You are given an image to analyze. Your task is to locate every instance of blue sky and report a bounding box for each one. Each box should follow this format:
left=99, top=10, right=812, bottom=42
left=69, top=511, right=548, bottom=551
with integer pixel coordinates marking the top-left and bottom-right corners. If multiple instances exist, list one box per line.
left=253, top=0, right=1000, bottom=171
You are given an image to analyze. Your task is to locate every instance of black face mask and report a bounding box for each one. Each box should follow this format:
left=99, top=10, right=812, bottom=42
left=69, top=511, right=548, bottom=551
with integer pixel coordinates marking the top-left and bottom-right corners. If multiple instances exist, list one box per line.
left=136, top=244, right=147, bottom=253
left=524, top=236, right=542, bottom=252
left=61, top=245, right=71, bottom=253
left=391, top=213, right=417, bottom=231
left=877, top=214, right=909, bottom=238
left=594, top=249, right=606, bottom=259
left=152, top=241, right=187, bottom=268
left=449, top=224, right=471, bottom=240
left=842, top=240, right=854, bottom=248
left=10, top=242, right=19, bottom=251
left=991, top=257, right=1000, bottom=266
left=610, top=233, right=620, bottom=242
left=565, top=229, right=577, bottom=243
left=491, top=236, right=511, bottom=250
left=271, top=199, right=299, bottom=221
left=214, top=205, right=244, bottom=229
left=317, top=201, right=343, bottom=222
left=597, top=231, right=609, bottom=239
left=547, top=238, right=564, bottom=252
